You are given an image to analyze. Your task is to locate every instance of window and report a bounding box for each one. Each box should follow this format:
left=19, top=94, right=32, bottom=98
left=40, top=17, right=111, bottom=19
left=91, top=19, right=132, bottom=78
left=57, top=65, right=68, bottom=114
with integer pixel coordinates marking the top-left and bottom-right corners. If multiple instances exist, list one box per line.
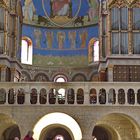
left=54, top=74, right=67, bottom=82
left=88, top=39, right=99, bottom=63
left=111, top=7, right=128, bottom=54
left=21, top=37, right=33, bottom=65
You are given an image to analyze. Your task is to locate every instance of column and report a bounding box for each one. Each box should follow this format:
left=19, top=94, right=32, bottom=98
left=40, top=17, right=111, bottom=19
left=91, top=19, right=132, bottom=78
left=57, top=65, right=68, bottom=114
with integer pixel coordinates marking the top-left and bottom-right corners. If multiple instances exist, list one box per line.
left=96, top=88, right=99, bottom=105
left=24, top=91, right=30, bottom=105
left=125, top=89, right=128, bottom=105
left=10, top=68, right=16, bottom=82
left=134, top=91, right=138, bottom=105
left=115, top=89, right=119, bottom=105
left=74, top=90, right=77, bottom=105
left=84, top=91, right=89, bottom=105
left=0, top=65, right=6, bottom=82
left=108, top=64, right=114, bottom=82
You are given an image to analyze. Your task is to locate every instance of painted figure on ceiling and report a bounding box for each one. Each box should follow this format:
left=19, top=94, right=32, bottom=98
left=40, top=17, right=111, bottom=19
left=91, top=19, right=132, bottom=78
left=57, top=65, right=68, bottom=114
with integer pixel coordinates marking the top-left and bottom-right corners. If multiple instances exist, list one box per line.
left=87, top=0, right=98, bottom=22
left=79, top=30, right=88, bottom=48
left=45, top=31, right=53, bottom=49
left=34, top=29, right=42, bottom=48
left=51, top=0, right=71, bottom=16
left=57, top=32, right=66, bottom=49
left=22, top=0, right=36, bottom=22
left=68, top=31, right=76, bottom=49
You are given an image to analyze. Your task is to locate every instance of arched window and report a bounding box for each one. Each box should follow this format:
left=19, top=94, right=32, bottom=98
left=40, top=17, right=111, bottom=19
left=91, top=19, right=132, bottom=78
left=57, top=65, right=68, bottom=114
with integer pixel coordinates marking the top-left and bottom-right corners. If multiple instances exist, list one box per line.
left=0, top=88, right=6, bottom=104
left=49, top=88, right=56, bottom=104
left=53, top=75, right=67, bottom=104
left=17, top=88, right=25, bottom=104
left=77, top=88, right=84, bottom=104
left=67, top=88, right=75, bottom=104
left=8, top=88, right=15, bottom=104
left=39, top=88, right=47, bottom=104
left=127, top=89, right=135, bottom=105
left=88, top=38, right=99, bottom=63
left=58, top=88, right=65, bottom=104
left=118, top=89, right=125, bottom=104
left=30, top=88, right=37, bottom=104
left=108, top=89, right=116, bottom=104
left=21, top=37, right=33, bottom=65
left=99, top=88, right=106, bottom=104
left=89, top=88, right=97, bottom=104
left=54, top=74, right=67, bottom=82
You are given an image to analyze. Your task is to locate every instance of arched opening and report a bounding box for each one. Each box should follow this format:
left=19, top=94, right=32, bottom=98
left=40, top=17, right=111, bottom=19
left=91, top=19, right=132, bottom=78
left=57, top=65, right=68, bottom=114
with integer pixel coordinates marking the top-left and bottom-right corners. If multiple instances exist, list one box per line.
left=41, top=126, right=72, bottom=140
left=3, top=125, right=21, bottom=140
left=21, top=37, right=33, bottom=65
left=40, top=88, right=47, bottom=104
left=34, top=73, right=49, bottom=82
left=0, top=114, right=20, bottom=140
left=33, top=112, right=82, bottom=140
left=88, top=38, right=99, bottom=64
left=94, top=113, right=140, bottom=140
left=92, top=125, right=112, bottom=140
left=89, top=88, right=97, bottom=104
left=30, top=88, right=37, bottom=104
left=53, top=74, right=68, bottom=82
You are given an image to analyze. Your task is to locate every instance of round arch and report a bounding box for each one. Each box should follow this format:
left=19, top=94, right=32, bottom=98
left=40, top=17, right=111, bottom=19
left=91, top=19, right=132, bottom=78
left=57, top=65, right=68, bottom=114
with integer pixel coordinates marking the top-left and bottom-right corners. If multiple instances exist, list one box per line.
left=34, top=72, right=49, bottom=82
left=52, top=73, right=69, bottom=82
left=33, top=112, right=82, bottom=140
left=0, top=113, right=20, bottom=140
left=93, top=113, right=140, bottom=140
left=21, top=70, right=32, bottom=81
left=72, top=73, right=87, bottom=81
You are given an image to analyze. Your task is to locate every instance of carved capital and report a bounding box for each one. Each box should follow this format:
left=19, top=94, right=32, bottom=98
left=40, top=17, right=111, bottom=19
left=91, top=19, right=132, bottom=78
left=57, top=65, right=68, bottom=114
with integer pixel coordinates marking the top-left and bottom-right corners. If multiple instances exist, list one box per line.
left=108, top=64, right=114, bottom=70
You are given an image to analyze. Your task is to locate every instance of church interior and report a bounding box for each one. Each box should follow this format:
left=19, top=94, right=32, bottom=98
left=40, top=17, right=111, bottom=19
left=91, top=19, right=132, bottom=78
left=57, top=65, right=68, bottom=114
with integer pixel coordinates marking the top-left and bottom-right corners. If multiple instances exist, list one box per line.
left=0, top=0, right=140, bottom=140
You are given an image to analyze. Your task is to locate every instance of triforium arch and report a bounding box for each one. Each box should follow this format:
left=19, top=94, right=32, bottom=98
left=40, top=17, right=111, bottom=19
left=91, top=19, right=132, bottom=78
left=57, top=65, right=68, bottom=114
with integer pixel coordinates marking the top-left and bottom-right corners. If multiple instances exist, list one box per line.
left=93, top=113, right=140, bottom=140
left=33, top=112, right=82, bottom=140
left=0, top=113, right=21, bottom=140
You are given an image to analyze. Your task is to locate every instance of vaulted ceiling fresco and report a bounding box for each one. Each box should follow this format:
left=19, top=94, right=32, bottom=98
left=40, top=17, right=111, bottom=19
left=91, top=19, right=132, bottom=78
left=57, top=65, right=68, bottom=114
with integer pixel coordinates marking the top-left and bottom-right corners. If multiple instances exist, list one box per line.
left=21, top=0, right=99, bottom=67
left=21, top=0, right=99, bottom=27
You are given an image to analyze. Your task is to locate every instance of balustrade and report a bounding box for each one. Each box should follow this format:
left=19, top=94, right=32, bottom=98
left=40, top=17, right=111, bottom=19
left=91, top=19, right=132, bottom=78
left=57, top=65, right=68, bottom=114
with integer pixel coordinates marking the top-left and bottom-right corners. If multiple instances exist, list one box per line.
left=0, top=82, right=139, bottom=106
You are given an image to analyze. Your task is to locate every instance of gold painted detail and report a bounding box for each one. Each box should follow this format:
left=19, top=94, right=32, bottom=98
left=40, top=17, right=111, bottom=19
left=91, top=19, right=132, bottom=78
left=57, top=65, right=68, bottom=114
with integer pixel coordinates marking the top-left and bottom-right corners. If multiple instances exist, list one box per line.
left=109, top=0, right=129, bottom=8
left=0, top=0, right=8, bottom=9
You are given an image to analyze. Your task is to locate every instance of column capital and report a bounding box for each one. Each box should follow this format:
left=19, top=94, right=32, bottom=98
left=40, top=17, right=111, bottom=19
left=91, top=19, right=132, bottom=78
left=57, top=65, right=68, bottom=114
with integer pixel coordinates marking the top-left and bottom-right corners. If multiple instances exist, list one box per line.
left=10, top=68, right=16, bottom=73
left=108, top=64, right=114, bottom=70
left=0, top=65, right=7, bottom=70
